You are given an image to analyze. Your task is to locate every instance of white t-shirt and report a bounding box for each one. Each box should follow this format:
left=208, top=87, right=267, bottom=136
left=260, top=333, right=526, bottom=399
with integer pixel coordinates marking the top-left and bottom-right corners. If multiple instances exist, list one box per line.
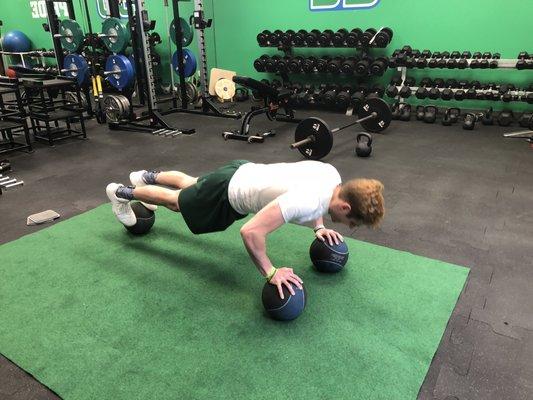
left=227, top=161, right=341, bottom=224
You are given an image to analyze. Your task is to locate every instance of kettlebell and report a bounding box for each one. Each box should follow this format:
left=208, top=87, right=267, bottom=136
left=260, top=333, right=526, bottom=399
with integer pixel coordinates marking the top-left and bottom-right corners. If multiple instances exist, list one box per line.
left=355, top=133, right=373, bottom=158
left=481, top=107, right=494, bottom=125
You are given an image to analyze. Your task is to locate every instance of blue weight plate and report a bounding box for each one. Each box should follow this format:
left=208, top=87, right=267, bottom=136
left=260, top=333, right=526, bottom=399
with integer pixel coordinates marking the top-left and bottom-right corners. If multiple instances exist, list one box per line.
left=63, top=53, right=89, bottom=85
left=172, top=49, right=197, bottom=78
left=105, top=54, right=135, bottom=90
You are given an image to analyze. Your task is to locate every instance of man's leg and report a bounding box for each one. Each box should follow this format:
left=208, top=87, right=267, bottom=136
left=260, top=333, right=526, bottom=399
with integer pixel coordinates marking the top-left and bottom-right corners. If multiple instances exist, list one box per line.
left=130, top=170, right=198, bottom=189
left=131, top=186, right=181, bottom=212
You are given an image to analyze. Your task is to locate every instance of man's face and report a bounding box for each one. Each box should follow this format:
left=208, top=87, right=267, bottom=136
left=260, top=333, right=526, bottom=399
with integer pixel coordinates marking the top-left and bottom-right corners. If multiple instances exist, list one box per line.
left=330, top=206, right=361, bottom=229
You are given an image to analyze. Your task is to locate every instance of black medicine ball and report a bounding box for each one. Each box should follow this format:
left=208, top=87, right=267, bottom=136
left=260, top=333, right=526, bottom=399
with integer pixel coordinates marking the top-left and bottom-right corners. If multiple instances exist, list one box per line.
left=309, top=238, right=349, bottom=273
left=125, top=202, right=155, bottom=235
left=261, top=282, right=306, bottom=321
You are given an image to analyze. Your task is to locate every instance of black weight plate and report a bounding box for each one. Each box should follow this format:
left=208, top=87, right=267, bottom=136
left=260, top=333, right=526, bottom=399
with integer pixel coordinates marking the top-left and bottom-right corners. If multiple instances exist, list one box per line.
left=294, top=117, right=333, bottom=160
left=357, top=97, right=392, bottom=133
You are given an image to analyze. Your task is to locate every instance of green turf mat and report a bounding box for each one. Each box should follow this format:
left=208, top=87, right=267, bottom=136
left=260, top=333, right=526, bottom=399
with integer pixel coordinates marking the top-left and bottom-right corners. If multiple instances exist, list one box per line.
left=0, top=205, right=468, bottom=400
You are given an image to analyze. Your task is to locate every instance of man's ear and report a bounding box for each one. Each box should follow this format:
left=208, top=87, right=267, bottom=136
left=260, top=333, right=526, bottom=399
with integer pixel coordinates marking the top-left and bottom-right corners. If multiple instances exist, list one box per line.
left=341, top=202, right=351, bottom=213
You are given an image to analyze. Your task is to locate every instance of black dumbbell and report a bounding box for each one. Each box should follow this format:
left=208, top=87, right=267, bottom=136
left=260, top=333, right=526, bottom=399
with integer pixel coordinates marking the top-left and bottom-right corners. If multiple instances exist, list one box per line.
left=288, top=56, right=304, bottom=73
left=257, top=30, right=271, bottom=46
left=304, top=29, right=321, bottom=47
left=276, top=56, right=290, bottom=73
left=293, top=30, right=307, bottom=47
left=295, top=84, right=314, bottom=107
left=302, top=56, right=317, bottom=73
left=327, top=56, right=345, bottom=73
left=281, top=30, right=295, bottom=46
left=319, top=29, right=334, bottom=47
left=264, top=56, right=278, bottom=72
left=346, top=28, right=362, bottom=47
left=341, top=56, right=359, bottom=74
left=253, top=55, right=269, bottom=72
left=415, top=78, right=433, bottom=99
left=335, top=86, right=353, bottom=109
left=313, top=83, right=328, bottom=104
left=355, top=56, right=373, bottom=75
left=316, top=56, right=330, bottom=72
left=372, top=27, right=393, bottom=47
left=268, top=30, right=284, bottom=47
left=351, top=87, right=365, bottom=109
left=322, top=84, right=340, bottom=106
left=470, top=52, right=482, bottom=68
left=399, top=85, right=412, bottom=99
left=369, top=84, right=385, bottom=98
left=360, top=28, right=377, bottom=47
left=333, top=28, right=348, bottom=47
left=370, top=57, right=388, bottom=76
left=386, top=84, right=399, bottom=98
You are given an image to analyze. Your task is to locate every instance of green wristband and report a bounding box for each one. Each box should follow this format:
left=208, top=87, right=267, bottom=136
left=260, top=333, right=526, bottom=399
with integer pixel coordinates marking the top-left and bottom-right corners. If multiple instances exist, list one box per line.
left=266, top=267, right=277, bottom=282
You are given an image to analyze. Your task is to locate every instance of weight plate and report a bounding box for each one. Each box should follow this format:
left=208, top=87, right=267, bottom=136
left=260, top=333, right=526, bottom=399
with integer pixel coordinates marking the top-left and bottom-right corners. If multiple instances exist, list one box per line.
left=215, top=78, right=236, bottom=100
left=172, top=49, right=197, bottom=78
left=103, top=95, right=123, bottom=123
left=59, top=19, right=84, bottom=53
left=357, top=97, right=392, bottom=133
left=65, top=91, right=88, bottom=109
left=294, top=117, right=333, bottom=160
left=105, top=54, right=135, bottom=90
left=63, top=53, right=89, bottom=85
left=101, top=17, right=131, bottom=53
left=169, top=17, right=193, bottom=47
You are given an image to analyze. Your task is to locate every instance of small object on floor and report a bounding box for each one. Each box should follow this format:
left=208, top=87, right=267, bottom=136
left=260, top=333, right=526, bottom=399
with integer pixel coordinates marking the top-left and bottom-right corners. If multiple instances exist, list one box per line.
left=262, top=281, right=306, bottom=321
left=309, top=238, right=349, bottom=273
left=27, top=210, right=60, bottom=226
left=0, top=160, right=11, bottom=173
left=125, top=202, right=155, bottom=235
left=355, top=132, right=373, bottom=158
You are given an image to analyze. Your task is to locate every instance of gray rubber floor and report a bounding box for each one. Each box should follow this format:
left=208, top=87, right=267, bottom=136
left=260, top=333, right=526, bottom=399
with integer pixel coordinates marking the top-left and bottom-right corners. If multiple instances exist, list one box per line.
left=1, top=104, right=532, bottom=399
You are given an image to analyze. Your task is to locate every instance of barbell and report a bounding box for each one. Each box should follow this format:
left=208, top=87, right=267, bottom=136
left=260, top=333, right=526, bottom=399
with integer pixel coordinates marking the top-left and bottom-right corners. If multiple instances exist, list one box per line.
left=290, top=97, right=392, bottom=160
left=103, top=94, right=131, bottom=123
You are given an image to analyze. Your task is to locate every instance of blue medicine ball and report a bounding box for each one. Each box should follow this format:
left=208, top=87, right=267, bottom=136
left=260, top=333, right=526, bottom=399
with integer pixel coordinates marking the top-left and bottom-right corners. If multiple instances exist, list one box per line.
left=2, top=30, right=32, bottom=52
left=125, top=202, right=155, bottom=235
left=262, top=282, right=306, bottom=321
left=309, top=238, right=349, bottom=273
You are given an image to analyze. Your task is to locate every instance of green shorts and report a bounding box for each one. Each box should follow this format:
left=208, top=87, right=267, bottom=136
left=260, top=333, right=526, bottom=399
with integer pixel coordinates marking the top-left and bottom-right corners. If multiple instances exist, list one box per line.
left=178, top=160, right=250, bottom=234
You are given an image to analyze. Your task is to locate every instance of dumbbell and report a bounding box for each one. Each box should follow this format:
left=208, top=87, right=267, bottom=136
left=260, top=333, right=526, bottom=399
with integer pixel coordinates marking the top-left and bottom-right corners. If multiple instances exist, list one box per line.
left=281, top=30, right=295, bottom=46
left=257, top=30, right=271, bottom=46
left=360, top=28, right=377, bottom=47
left=288, top=56, right=304, bottom=73
left=333, top=29, right=348, bottom=47
left=368, top=84, right=385, bottom=98
left=293, top=30, right=307, bottom=47
left=351, top=87, right=365, bottom=109
left=296, top=84, right=315, bottom=107
left=465, top=80, right=480, bottom=100
left=289, top=83, right=303, bottom=104
left=302, top=56, right=317, bottom=73
left=446, top=51, right=461, bottom=69
left=399, top=84, right=412, bottom=99
left=319, top=29, right=334, bottom=47
left=371, top=27, right=393, bottom=48
left=341, top=56, right=359, bottom=74
left=276, top=56, right=291, bottom=73
left=322, top=84, right=340, bottom=106
left=316, top=56, right=330, bottom=72
left=346, top=28, right=362, bottom=47
left=335, top=86, right=353, bottom=109
left=441, top=80, right=458, bottom=101
left=264, top=56, right=278, bottom=72
left=313, top=83, right=329, bottom=104
left=437, top=52, right=450, bottom=68
left=327, top=56, right=345, bottom=73
left=478, top=52, right=492, bottom=69
left=516, top=52, right=531, bottom=70
left=490, top=53, right=500, bottom=69
left=470, top=52, right=482, bottom=69
left=305, top=29, right=321, bottom=47
left=415, top=78, right=434, bottom=100
left=253, top=55, right=269, bottom=72
left=370, top=57, right=388, bottom=76
left=355, top=56, right=373, bottom=75
left=268, top=30, right=284, bottom=47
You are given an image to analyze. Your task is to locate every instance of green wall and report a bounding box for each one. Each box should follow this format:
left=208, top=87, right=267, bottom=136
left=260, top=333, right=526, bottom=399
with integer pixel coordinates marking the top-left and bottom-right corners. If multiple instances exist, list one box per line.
left=211, top=0, right=533, bottom=111
left=0, top=0, right=214, bottom=86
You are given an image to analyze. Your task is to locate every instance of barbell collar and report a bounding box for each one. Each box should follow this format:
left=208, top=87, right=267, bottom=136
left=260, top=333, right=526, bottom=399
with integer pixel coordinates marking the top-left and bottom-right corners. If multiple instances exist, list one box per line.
left=103, top=69, right=123, bottom=76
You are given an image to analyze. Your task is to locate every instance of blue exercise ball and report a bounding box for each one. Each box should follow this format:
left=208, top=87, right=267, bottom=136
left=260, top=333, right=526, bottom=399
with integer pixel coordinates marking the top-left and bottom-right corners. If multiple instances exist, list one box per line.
left=2, top=30, right=32, bottom=52
left=310, top=238, right=349, bottom=273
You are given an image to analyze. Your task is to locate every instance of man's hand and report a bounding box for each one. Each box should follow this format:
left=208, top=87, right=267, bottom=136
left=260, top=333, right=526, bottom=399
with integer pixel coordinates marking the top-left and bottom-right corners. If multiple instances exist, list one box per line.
left=269, top=267, right=303, bottom=299
left=315, top=228, right=344, bottom=246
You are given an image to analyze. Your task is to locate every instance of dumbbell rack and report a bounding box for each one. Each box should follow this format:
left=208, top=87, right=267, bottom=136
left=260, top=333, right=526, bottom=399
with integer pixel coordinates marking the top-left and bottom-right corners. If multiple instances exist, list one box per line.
left=390, top=48, right=533, bottom=126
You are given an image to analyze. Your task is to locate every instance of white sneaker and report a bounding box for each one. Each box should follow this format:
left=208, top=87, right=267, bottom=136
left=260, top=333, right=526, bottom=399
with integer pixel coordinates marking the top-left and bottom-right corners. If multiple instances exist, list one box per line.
left=106, top=183, right=137, bottom=227
left=129, top=170, right=158, bottom=211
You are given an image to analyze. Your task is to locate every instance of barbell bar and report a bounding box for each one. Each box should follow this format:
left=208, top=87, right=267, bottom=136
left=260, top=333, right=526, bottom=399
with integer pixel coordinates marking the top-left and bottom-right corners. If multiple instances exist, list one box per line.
left=290, top=97, right=392, bottom=160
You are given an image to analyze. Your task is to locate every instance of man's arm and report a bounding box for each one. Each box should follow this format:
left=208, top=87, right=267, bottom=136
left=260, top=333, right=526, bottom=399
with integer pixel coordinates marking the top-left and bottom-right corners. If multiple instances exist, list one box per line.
left=240, top=200, right=303, bottom=299
left=312, top=216, right=344, bottom=245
